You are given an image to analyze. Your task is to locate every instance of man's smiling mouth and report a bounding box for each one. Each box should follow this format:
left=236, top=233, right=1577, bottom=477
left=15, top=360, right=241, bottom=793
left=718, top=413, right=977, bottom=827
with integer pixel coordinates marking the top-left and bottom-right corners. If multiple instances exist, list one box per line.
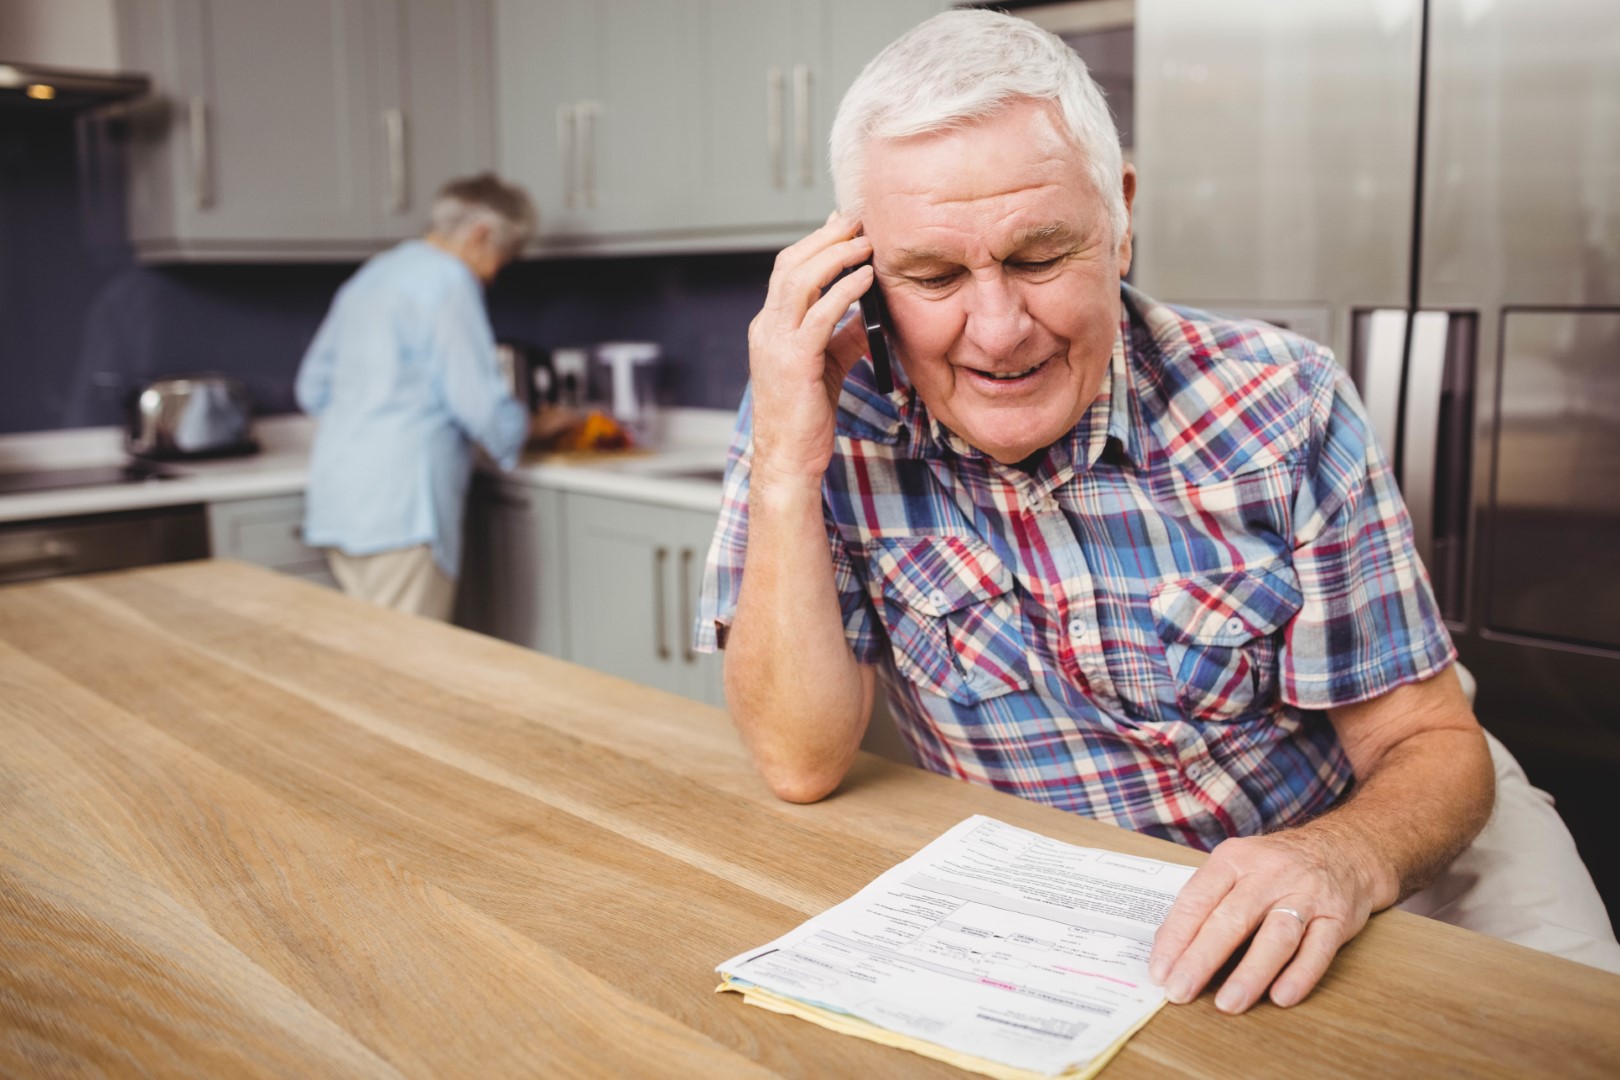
left=963, top=358, right=1050, bottom=384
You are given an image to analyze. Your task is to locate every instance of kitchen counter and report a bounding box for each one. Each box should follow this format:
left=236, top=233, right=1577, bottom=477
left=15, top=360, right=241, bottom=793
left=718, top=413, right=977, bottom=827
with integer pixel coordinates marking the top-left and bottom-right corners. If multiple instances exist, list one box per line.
left=0, top=409, right=735, bottom=524
left=0, top=416, right=313, bottom=523
left=4, top=560, right=1618, bottom=1078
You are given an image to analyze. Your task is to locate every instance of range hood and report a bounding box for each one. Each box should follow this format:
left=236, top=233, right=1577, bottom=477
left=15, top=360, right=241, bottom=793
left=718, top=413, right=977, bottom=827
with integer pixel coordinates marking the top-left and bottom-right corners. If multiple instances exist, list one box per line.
left=0, top=60, right=148, bottom=111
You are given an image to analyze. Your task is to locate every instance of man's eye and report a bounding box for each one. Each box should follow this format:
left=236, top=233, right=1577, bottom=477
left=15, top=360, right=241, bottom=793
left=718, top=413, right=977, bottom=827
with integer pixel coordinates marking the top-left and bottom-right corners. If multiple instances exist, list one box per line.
left=1012, top=258, right=1061, bottom=272
left=913, top=271, right=960, bottom=289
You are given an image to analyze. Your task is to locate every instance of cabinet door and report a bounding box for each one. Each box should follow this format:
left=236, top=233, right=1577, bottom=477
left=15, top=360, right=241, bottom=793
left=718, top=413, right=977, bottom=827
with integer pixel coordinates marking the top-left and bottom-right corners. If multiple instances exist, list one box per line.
left=588, top=0, right=703, bottom=236
left=692, top=0, right=805, bottom=230
left=564, top=493, right=722, bottom=703
left=171, top=0, right=377, bottom=243
left=371, top=0, right=496, bottom=241
left=206, top=493, right=337, bottom=588
left=456, top=476, right=567, bottom=655
left=493, top=0, right=599, bottom=241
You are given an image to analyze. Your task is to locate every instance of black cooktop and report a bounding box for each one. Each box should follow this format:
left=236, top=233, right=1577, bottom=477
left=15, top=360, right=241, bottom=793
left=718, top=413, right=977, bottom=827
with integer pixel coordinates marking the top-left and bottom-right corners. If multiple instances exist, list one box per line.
left=0, top=461, right=179, bottom=496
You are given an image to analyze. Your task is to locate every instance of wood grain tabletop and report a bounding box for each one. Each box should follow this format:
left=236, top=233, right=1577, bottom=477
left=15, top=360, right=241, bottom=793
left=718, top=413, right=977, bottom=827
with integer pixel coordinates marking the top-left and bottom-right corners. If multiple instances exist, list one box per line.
left=2, top=560, right=1617, bottom=1078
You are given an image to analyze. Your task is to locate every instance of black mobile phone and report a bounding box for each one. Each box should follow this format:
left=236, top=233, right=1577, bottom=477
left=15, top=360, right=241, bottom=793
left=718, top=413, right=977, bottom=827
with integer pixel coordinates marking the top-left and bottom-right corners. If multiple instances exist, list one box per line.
left=834, top=259, right=894, bottom=394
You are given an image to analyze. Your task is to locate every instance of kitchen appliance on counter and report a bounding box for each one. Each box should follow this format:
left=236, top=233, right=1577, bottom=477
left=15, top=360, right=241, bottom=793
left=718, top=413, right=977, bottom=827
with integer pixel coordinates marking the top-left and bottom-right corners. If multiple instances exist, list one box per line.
left=495, top=341, right=553, bottom=413
left=1133, top=0, right=1620, bottom=902
left=595, top=341, right=665, bottom=446
left=126, top=375, right=257, bottom=460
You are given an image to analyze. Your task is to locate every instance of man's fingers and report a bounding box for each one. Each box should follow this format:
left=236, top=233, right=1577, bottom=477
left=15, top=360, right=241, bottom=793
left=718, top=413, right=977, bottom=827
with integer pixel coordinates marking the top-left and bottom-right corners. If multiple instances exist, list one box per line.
left=1269, top=918, right=1344, bottom=1008
left=774, top=234, right=872, bottom=327
left=763, top=214, right=863, bottom=316
left=1149, top=858, right=1237, bottom=986
left=801, top=264, right=873, bottom=346
left=1158, top=891, right=1270, bottom=1005
left=1212, top=904, right=1313, bottom=1014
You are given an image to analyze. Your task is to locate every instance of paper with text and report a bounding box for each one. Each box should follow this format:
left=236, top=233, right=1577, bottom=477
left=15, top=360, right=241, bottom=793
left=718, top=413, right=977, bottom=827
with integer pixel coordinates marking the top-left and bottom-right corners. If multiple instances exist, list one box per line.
left=717, top=816, right=1196, bottom=1079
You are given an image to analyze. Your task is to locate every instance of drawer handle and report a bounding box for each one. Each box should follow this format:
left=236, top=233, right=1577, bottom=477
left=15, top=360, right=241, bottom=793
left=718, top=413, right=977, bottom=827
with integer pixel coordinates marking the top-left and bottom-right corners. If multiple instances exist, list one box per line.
left=0, top=538, right=76, bottom=577
left=653, top=546, right=671, bottom=661
left=680, top=547, right=696, bottom=664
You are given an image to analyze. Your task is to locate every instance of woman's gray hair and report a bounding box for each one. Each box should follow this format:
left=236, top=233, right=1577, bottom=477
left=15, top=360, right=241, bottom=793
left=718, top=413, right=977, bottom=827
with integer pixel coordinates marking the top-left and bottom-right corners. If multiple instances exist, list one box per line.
left=829, top=9, right=1126, bottom=243
left=429, top=172, right=538, bottom=257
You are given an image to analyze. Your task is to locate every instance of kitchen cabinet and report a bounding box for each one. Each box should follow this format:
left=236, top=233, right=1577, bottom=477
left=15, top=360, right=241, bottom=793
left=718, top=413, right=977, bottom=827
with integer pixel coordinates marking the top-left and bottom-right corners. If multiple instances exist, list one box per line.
left=206, top=492, right=336, bottom=588
left=116, top=0, right=493, bottom=259
left=693, top=0, right=951, bottom=233
left=455, top=474, right=567, bottom=656
left=562, top=492, right=723, bottom=707
left=492, top=0, right=703, bottom=245
left=494, top=0, right=949, bottom=252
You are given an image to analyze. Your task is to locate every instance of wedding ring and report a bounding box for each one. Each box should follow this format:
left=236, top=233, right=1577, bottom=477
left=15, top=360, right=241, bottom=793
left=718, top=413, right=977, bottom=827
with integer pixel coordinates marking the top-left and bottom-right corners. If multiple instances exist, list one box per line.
left=1270, top=906, right=1307, bottom=926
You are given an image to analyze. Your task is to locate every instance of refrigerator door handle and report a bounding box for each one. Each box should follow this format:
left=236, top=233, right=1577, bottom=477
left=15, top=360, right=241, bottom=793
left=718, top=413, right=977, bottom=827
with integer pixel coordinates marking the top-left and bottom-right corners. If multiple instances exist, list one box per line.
left=1355, top=308, right=1410, bottom=458
left=1399, top=310, right=1476, bottom=621
left=1401, top=310, right=1451, bottom=572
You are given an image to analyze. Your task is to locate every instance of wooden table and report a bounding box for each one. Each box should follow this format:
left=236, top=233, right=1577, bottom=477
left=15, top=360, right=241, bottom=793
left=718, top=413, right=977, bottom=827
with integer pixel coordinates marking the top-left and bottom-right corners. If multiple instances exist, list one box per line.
left=2, top=561, right=1617, bottom=1078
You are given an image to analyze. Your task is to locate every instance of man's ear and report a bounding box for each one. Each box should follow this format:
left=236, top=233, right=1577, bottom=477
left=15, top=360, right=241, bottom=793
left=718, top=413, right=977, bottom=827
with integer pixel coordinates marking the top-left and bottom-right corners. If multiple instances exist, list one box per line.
left=1117, top=163, right=1137, bottom=277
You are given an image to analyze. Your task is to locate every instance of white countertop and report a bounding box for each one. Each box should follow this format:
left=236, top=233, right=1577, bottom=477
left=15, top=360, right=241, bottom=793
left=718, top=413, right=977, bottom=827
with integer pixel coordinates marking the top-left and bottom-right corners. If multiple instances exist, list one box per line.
left=0, top=409, right=736, bottom=525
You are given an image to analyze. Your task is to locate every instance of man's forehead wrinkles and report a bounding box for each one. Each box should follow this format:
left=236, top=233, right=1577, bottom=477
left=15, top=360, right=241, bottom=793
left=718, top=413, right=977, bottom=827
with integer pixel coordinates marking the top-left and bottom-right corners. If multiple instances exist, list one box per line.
left=885, top=220, right=1087, bottom=270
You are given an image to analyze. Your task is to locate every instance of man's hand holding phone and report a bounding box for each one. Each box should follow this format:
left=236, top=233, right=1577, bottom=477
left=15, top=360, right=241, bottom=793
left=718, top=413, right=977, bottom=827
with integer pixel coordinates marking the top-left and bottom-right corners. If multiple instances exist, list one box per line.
left=746, top=212, right=880, bottom=492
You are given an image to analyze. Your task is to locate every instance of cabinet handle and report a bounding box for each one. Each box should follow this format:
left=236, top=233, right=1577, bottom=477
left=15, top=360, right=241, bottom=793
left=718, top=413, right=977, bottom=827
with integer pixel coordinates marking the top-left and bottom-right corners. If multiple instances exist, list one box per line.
left=680, top=547, right=696, bottom=664
left=188, top=96, right=212, bottom=209
left=579, top=102, right=599, bottom=210
left=384, top=108, right=408, bottom=212
left=557, top=103, right=577, bottom=210
left=766, top=67, right=786, bottom=190
left=653, top=545, right=671, bottom=661
left=0, top=538, right=75, bottom=579
left=793, top=63, right=812, bottom=188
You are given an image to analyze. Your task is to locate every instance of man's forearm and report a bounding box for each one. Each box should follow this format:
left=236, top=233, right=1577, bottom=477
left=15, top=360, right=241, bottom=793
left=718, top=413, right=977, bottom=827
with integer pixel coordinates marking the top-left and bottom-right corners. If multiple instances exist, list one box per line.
left=724, top=473, right=873, bottom=803
left=1303, top=722, right=1494, bottom=910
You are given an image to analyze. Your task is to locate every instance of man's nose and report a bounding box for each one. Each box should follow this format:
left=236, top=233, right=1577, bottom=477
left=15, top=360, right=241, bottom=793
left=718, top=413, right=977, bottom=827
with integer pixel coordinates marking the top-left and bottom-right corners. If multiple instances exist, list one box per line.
left=961, top=273, right=1032, bottom=360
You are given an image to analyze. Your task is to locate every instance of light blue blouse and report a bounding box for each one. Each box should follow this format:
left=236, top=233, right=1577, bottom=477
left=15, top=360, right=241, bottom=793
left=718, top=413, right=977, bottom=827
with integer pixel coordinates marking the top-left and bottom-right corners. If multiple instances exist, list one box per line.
left=296, top=240, right=526, bottom=578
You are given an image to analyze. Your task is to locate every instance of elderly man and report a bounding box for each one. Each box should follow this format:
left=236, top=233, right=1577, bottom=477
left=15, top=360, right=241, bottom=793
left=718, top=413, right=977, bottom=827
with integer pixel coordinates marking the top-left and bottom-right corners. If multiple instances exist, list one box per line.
left=297, top=172, right=536, bottom=621
left=697, top=9, right=1619, bottom=1014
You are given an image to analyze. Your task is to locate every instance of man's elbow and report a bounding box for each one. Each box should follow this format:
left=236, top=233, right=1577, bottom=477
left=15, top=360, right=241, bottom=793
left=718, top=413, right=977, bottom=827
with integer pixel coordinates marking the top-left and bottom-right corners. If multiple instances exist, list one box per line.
left=757, top=759, right=846, bottom=805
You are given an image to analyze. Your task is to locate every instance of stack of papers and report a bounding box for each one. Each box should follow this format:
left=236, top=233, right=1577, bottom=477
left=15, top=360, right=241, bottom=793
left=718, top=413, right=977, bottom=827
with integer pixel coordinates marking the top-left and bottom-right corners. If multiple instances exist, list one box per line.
left=716, top=816, right=1196, bottom=1079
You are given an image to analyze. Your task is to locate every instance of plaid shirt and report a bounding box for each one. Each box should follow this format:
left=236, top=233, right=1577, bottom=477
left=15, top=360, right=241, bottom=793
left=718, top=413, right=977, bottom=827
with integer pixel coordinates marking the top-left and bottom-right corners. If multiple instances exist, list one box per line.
left=695, top=285, right=1455, bottom=851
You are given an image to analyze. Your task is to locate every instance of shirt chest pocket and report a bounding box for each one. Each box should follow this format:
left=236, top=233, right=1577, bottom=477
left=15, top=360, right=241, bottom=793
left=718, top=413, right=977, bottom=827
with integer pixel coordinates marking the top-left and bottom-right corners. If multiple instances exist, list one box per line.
left=1150, top=563, right=1302, bottom=722
left=868, top=535, right=1032, bottom=706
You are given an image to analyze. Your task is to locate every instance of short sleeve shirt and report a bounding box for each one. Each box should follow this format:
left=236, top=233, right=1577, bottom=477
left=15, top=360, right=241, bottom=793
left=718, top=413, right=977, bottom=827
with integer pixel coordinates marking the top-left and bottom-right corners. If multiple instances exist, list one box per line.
left=694, top=284, right=1456, bottom=852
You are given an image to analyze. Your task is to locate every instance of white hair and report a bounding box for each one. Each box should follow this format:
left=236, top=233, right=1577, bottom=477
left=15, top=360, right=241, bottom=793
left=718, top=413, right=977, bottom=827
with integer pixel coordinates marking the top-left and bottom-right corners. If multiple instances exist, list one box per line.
left=429, top=172, right=537, bottom=257
left=828, top=9, right=1127, bottom=243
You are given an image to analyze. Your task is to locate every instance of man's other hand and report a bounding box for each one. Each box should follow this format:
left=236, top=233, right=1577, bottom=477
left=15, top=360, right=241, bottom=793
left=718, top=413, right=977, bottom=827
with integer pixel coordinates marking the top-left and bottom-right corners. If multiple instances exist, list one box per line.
left=1146, top=827, right=1383, bottom=1014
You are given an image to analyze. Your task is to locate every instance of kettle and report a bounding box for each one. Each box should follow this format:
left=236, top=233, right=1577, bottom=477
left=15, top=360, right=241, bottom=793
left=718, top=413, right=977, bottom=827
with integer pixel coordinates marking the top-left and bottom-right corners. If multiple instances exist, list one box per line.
left=126, top=374, right=257, bottom=459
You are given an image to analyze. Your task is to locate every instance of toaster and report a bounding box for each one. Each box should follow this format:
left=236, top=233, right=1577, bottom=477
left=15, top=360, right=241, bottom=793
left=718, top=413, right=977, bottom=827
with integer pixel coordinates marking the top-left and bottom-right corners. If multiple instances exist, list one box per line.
left=126, top=374, right=258, bottom=459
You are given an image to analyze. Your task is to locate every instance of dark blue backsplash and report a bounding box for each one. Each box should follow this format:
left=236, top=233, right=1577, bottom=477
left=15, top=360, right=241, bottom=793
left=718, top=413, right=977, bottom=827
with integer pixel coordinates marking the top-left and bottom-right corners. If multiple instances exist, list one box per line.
left=0, top=109, right=766, bottom=435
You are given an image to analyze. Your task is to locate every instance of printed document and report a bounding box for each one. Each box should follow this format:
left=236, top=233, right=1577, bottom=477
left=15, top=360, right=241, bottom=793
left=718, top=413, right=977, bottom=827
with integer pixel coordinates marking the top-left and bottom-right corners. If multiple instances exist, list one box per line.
left=716, top=816, right=1196, bottom=1079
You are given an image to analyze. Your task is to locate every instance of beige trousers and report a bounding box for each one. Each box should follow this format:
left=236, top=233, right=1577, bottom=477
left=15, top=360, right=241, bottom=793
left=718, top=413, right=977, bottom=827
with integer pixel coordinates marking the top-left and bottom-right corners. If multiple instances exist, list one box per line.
left=325, top=545, right=456, bottom=622
left=1399, top=731, right=1620, bottom=974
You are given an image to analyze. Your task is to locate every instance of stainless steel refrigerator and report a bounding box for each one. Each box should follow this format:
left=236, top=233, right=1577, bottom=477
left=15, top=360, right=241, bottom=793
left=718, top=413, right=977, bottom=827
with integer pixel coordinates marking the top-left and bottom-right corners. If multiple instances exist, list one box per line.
left=1131, top=0, right=1620, bottom=901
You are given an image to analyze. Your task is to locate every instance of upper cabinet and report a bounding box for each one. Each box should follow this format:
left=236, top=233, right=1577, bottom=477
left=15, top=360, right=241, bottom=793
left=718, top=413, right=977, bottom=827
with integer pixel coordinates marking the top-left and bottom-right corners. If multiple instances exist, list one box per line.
left=493, top=0, right=703, bottom=245
left=371, top=0, right=496, bottom=242
left=116, top=0, right=494, bottom=260
left=494, top=0, right=950, bottom=254
left=113, top=0, right=949, bottom=259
